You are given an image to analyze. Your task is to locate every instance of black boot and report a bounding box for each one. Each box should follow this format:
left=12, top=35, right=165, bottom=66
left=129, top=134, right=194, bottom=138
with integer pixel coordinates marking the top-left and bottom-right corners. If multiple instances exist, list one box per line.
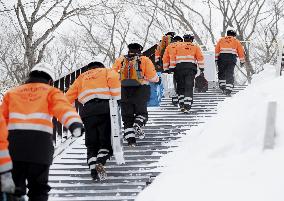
left=91, top=169, right=99, bottom=180
left=127, top=137, right=136, bottom=147
left=224, top=89, right=231, bottom=96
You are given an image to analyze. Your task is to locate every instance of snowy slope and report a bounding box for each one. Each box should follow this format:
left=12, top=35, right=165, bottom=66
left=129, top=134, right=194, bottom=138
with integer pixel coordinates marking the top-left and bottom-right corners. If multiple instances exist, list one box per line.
left=136, top=64, right=284, bottom=201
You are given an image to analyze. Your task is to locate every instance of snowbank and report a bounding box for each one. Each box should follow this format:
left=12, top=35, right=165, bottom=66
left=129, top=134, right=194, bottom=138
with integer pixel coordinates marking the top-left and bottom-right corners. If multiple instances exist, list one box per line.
left=136, top=64, right=284, bottom=201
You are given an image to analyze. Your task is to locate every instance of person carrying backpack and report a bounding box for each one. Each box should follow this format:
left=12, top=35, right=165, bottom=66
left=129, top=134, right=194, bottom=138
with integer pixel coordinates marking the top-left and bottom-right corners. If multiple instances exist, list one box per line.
left=112, top=43, right=159, bottom=147
left=215, top=28, right=245, bottom=95
left=173, top=33, right=205, bottom=113
left=65, top=62, right=121, bottom=181
left=1, top=62, right=84, bottom=201
left=155, top=32, right=175, bottom=70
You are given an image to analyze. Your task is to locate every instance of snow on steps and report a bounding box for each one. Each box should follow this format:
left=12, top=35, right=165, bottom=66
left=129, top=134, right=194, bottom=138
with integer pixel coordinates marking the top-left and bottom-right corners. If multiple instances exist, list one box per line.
left=48, top=86, right=246, bottom=201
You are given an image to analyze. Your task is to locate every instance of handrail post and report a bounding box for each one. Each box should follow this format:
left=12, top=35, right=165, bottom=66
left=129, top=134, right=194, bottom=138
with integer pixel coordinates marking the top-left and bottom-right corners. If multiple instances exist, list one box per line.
left=263, top=101, right=277, bottom=150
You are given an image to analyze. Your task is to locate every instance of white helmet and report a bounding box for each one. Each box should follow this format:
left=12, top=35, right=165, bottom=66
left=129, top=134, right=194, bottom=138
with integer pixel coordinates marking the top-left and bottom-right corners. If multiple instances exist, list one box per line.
left=30, top=62, right=55, bottom=81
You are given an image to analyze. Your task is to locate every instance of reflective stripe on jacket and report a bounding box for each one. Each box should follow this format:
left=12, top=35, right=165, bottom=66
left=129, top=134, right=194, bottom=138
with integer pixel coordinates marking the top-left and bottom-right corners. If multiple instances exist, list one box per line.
left=215, top=36, right=245, bottom=63
left=174, top=42, right=204, bottom=69
left=112, top=55, right=159, bottom=84
left=162, top=42, right=182, bottom=70
left=0, top=106, right=12, bottom=173
left=66, top=68, right=121, bottom=105
left=2, top=83, right=82, bottom=135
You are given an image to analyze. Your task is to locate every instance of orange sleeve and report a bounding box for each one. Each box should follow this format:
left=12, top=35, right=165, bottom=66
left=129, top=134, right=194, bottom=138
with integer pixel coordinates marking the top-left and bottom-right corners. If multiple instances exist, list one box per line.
left=49, top=88, right=82, bottom=129
left=196, top=46, right=205, bottom=69
left=1, top=93, right=9, bottom=124
left=143, top=57, right=159, bottom=83
left=107, top=69, right=121, bottom=100
left=162, top=46, right=170, bottom=70
left=0, top=105, right=12, bottom=173
left=112, top=56, right=124, bottom=72
left=65, top=77, right=80, bottom=105
left=215, top=39, right=221, bottom=61
left=0, top=106, right=9, bottom=149
left=236, top=40, right=245, bottom=63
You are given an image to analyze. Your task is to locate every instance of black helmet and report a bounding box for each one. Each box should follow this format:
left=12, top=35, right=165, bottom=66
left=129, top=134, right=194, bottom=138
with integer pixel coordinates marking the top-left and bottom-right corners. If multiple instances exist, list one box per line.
left=128, top=43, right=143, bottom=51
left=173, top=35, right=183, bottom=42
left=183, top=33, right=194, bottom=41
left=165, top=32, right=175, bottom=37
left=226, top=29, right=236, bottom=37
left=86, top=61, right=105, bottom=69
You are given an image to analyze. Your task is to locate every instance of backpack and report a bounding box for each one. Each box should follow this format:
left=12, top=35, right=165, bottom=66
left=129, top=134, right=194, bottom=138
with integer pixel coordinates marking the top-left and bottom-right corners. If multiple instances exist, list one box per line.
left=159, top=35, right=172, bottom=58
left=120, top=56, right=143, bottom=87
left=195, top=72, right=208, bottom=92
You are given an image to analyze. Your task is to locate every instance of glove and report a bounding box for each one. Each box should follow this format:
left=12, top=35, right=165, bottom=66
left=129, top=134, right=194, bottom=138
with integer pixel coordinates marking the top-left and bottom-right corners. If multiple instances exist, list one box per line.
left=200, top=68, right=204, bottom=73
left=155, top=60, right=162, bottom=67
left=69, top=123, right=84, bottom=138
left=1, top=171, right=15, bottom=193
left=156, top=77, right=162, bottom=85
left=240, top=62, right=245, bottom=68
left=72, top=128, right=83, bottom=137
left=163, top=69, right=170, bottom=74
left=117, top=99, right=121, bottom=107
left=169, top=69, right=175, bottom=74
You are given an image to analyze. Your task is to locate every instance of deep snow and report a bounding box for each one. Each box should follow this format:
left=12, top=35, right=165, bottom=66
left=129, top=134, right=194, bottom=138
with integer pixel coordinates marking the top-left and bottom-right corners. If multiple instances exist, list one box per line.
left=136, top=64, right=284, bottom=201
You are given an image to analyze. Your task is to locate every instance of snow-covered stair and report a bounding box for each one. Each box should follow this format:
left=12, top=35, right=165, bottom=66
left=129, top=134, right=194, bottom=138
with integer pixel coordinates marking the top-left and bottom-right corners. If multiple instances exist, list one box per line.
left=48, top=86, right=246, bottom=201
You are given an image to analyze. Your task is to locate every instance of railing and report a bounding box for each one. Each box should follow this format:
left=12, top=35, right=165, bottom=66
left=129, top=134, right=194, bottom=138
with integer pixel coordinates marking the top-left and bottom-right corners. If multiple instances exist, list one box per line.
left=52, top=66, right=89, bottom=154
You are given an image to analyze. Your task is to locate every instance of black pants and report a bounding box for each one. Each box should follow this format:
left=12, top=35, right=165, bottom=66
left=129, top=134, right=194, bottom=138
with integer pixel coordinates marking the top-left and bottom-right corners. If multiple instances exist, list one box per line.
left=12, top=161, right=50, bottom=201
left=121, top=85, right=150, bottom=142
left=83, top=114, right=112, bottom=169
left=171, top=74, right=178, bottom=105
left=217, top=54, right=237, bottom=92
left=174, top=63, right=197, bottom=110
left=0, top=193, right=23, bottom=201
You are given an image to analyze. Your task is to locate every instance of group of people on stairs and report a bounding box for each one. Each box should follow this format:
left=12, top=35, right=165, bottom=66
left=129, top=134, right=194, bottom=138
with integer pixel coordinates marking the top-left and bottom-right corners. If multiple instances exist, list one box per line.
left=155, top=29, right=245, bottom=112
left=0, top=28, right=245, bottom=201
left=0, top=42, right=159, bottom=201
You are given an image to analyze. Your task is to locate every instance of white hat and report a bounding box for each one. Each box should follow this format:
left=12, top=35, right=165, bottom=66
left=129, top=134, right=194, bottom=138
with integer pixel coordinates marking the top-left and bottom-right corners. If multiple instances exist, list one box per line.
left=30, top=62, right=56, bottom=81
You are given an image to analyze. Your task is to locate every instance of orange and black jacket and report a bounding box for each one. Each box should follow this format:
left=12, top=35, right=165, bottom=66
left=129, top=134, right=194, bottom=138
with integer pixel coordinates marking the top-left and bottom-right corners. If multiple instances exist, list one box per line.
left=65, top=67, right=121, bottom=116
left=215, top=36, right=245, bottom=63
left=162, top=41, right=182, bottom=71
left=2, top=82, right=83, bottom=164
left=112, top=55, right=159, bottom=84
left=0, top=106, right=12, bottom=173
left=173, top=42, right=204, bottom=70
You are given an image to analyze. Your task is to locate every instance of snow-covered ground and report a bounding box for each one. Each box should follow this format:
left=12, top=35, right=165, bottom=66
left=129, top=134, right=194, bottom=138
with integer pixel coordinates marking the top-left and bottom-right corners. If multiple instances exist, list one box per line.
left=136, top=64, right=284, bottom=201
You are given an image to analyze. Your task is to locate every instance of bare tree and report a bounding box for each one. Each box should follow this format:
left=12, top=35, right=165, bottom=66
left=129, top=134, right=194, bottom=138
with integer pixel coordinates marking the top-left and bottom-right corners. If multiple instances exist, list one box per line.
left=133, top=0, right=208, bottom=48
left=252, top=0, right=284, bottom=70
left=0, top=18, right=25, bottom=84
left=44, top=34, right=88, bottom=78
left=14, top=0, right=83, bottom=72
left=74, top=1, right=130, bottom=65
